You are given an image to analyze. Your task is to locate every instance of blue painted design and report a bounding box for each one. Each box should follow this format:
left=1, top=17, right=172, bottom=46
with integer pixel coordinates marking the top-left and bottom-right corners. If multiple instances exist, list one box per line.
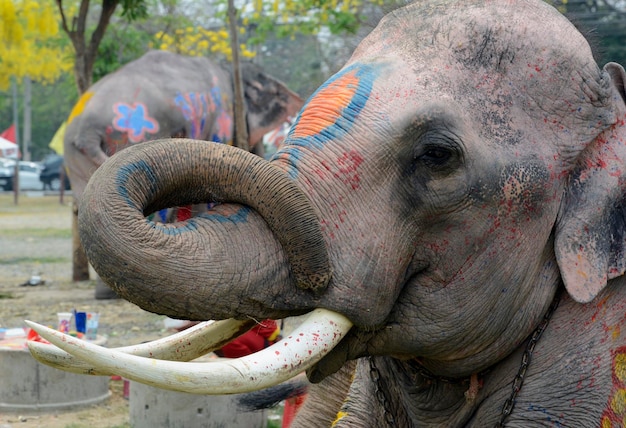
left=200, top=206, right=251, bottom=224
left=174, top=92, right=210, bottom=139
left=116, top=161, right=251, bottom=235
left=157, top=209, right=168, bottom=222
left=112, top=103, right=159, bottom=142
left=526, top=404, right=563, bottom=427
left=149, top=218, right=199, bottom=235
left=148, top=207, right=251, bottom=235
left=116, top=160, right=159, bottom=211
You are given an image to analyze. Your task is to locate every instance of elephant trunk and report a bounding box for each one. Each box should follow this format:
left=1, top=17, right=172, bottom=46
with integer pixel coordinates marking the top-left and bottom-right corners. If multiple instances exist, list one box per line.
left=78, top=139, right=331, bottom=320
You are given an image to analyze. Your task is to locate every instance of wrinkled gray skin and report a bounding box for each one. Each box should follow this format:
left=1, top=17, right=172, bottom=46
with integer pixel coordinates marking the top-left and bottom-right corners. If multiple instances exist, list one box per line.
left=64, top=50, right=303, bottom=200
left=79, top=1, right=626, bottom=426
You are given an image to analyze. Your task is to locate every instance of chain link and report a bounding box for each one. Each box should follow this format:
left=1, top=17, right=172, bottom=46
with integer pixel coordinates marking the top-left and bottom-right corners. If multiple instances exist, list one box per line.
left=495, top=292, right=560, bottom=427
left=369, top=357, right=397, bottom=427
left=369, top=292, right=560, bottom=428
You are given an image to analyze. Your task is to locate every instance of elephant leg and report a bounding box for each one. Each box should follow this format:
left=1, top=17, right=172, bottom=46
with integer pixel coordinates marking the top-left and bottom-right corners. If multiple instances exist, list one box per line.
left=95, top=275, right=119, bottom=300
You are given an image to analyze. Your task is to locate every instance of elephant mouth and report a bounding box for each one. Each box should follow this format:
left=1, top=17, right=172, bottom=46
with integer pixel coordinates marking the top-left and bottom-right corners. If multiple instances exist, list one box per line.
left=26, top=309, right=353, bottom=394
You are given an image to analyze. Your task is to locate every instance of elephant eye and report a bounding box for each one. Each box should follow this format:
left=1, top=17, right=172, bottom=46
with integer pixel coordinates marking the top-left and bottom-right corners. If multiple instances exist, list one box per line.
left=419, top=145, right=454, bottom=167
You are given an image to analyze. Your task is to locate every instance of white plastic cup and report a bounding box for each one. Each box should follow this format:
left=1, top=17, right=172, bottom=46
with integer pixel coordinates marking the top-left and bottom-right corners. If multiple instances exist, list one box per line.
left=57, top=312, right=73, bottom=333
left=86, top=312, right=100, bottom=340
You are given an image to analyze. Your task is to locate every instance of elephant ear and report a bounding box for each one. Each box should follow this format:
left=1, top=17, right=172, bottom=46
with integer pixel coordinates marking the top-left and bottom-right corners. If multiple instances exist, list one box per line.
left=240, top=63, right=304, bottom=146
left=555, top=62, right=626, bottom=303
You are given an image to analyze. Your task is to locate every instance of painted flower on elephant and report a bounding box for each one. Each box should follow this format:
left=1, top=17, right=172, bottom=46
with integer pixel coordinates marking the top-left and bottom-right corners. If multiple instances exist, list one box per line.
left=209, top=83, right=233, bottom=144
left=173, top=88, right=233, bottom=144
left=174, top=92, right=210, bottom=139
left=112, top=102, right=160, bottom=143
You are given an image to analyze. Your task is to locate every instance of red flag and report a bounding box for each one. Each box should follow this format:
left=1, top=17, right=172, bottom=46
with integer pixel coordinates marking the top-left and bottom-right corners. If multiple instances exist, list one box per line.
left=0, top=124, right=16, bottom=143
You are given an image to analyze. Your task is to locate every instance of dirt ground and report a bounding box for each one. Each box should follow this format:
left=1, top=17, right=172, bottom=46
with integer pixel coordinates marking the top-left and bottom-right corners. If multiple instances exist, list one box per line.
left=0, top=193, right=221, bottom=428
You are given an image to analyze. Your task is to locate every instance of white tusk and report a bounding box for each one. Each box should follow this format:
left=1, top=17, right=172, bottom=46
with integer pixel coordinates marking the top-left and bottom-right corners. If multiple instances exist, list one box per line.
left=25, top=309, right=352, bottom=394
left=27, top=318, right=255, bottom=375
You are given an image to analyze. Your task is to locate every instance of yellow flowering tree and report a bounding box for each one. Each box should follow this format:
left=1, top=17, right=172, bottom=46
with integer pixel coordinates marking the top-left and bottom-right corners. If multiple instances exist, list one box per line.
left=155, top=26, right=256, bottom=61
left=0, top=0, right=72, bottom=90
left=246, top=0, right=369, bottom=43
left=155, top=0, right=376, bottom=60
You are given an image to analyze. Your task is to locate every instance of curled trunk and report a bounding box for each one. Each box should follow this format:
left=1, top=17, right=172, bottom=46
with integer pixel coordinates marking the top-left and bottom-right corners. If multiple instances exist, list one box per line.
left=79, top=139, right=331, bottom=319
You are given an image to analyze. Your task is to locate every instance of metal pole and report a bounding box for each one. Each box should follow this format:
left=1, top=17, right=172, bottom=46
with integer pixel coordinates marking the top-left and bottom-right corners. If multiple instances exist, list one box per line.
left=11, top=76, right=20, bottom=149
left=23, top=76, right=31, bottom=162
left=11, top=76, right=20, bottom=204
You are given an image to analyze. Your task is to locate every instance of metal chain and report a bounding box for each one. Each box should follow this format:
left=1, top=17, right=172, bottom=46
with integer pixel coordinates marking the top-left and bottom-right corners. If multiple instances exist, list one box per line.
left=369, top=357, right=397, bottom=427
left=369, top=291, right=561, bottom=428
left=495, top=292, right=561, bottom=427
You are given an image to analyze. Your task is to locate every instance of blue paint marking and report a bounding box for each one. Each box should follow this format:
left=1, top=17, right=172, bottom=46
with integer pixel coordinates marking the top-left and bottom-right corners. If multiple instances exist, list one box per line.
left=210, top=86, right=223, bottom=109
left=113, top=104, right=158, bottom=140
left=198, top=206, right=251, bottom=224
left=116, top=160, right=159, bottom=211
left=149, top=218, right=199, bottom=235
left=527, top=404, right=563, bottom=427
left=157, top=209, right=168, bottom=222
left=174, top=92, right=210, bottom=139
left=116, top=161, right=250, bottom=236
left=148, top=207, right=252, bottom=235
left=278, top=63, right=380, bottom=179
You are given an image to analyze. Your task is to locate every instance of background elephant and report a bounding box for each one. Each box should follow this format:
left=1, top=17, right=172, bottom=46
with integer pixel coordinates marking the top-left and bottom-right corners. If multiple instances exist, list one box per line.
left=63, top=49, right=303, bottom=201
left=63, top=50, right=302, bottom=298
left=36, top=0, right=626, bottom=426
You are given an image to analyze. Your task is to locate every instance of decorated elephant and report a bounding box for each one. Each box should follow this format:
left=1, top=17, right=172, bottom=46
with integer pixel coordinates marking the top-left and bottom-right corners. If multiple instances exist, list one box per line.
left=64, top=50, right=302, bottom=298
left=63, top=49, right=303, bottom=200
left=28, top=0, right=626, bottom=426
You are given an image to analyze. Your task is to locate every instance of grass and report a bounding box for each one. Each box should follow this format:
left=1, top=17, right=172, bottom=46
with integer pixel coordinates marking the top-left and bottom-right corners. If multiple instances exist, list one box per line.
left=0, top=291, right=14, bottom=299
left=0, top=256, right=69, bottom=265
left=63, top=425, right=131, bottom=428
left=65, top=418, right=280, bottom=428
left=0, top=193, right=72, bottom=214
left=0, top=228, right=72, bottom=238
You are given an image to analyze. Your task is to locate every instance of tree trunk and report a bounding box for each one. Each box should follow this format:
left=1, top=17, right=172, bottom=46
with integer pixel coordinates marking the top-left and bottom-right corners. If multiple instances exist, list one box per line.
left=55, top=0, right=120, bottom=280
left=72, top=201, right=90, bottom=281
left=227, top=0, right=249, bottom=152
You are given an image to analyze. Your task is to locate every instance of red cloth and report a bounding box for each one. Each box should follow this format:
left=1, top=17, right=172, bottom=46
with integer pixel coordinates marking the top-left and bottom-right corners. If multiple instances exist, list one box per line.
left=176, top=205, right=193, bottom=221
left=282, top=394, right=307, bottom=428
left=217, top=319, right=280, bottom=358
left=1, top=124, right=16, bottom=143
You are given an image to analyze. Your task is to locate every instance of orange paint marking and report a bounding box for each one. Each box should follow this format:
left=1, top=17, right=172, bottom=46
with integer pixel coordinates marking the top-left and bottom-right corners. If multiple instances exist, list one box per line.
left=291, top=70, right=361, bottom=138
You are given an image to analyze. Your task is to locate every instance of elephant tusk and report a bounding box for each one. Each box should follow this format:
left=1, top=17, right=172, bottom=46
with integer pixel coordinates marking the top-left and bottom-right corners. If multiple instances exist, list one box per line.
left=27, top=318, right=255, bottom=376
left=25, top=309, right=353, bottom=394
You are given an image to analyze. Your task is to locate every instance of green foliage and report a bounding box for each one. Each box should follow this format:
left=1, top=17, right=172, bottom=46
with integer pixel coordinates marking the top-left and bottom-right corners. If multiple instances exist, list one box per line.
left=244, top=0, right=367, bottom=45
left=120, top=0, right=149, bottom=20
left=547, top=0, right=626, bottom=66
left=93, top=23, right=156, bottom=82
left=0, top=74, right=77, bottom=160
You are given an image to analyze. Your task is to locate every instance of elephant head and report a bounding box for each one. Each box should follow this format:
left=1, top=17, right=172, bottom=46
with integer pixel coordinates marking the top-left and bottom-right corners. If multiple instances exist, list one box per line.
left=31, top=1, right=626, bottom=426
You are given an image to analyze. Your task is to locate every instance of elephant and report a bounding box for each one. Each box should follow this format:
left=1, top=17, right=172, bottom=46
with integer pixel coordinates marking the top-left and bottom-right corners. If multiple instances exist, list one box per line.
left=28, top=0, right=626, bottom=426
left=63, top=50, right=303, bottom=298
left=63, top=49, right=304, bottom=201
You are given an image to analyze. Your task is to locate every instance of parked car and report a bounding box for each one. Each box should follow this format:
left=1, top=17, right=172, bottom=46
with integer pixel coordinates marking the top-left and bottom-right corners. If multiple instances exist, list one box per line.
left=0, top=158, right=43, bottom=191
left=39, top=154, right=71, bottom=191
